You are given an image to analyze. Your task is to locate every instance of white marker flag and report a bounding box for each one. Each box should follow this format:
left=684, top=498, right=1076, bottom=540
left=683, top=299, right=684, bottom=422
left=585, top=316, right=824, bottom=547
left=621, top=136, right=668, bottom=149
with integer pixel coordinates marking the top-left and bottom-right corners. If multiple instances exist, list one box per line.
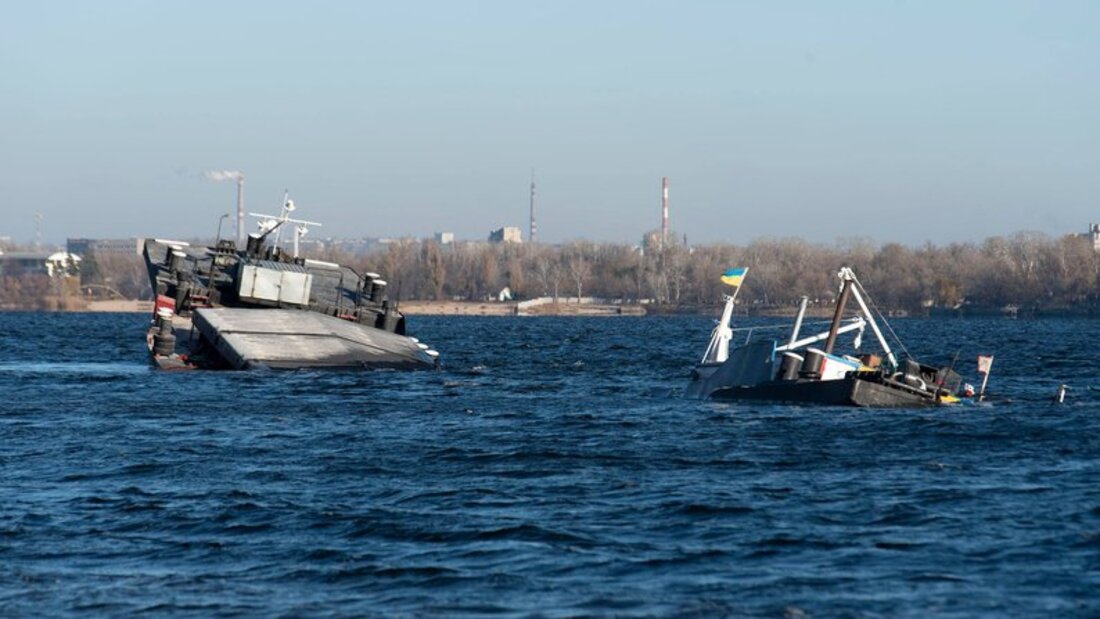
left=977, top=355, right=994, bottom=375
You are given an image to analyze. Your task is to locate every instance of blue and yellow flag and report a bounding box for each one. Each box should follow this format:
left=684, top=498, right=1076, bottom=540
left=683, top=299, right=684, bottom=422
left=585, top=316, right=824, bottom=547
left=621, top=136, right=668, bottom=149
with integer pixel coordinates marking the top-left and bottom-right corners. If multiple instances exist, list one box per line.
left=720, top=267, right=748, bottom=287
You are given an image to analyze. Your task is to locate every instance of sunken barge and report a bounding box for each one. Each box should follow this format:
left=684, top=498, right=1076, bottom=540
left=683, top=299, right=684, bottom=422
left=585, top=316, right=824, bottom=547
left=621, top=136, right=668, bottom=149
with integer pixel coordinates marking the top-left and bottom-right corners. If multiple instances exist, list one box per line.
left=685, top=268, right=961, bottom=407
left=143, top=200, right=438, bottom=371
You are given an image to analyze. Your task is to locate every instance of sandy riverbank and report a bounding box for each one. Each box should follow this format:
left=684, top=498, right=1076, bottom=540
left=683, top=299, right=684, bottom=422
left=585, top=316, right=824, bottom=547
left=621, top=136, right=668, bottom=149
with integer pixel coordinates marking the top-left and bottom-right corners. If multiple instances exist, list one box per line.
left=398, top=301, right=517, bottom=316
left=85, top=300, right=155, bottom=312
left=398, top=301, right=646, bottom=316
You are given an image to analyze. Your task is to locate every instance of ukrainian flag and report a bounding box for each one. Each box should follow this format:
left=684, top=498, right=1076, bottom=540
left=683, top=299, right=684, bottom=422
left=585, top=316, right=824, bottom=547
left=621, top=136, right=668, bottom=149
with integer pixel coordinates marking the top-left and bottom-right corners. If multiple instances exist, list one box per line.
left=720, top=267, right=748, bottom=287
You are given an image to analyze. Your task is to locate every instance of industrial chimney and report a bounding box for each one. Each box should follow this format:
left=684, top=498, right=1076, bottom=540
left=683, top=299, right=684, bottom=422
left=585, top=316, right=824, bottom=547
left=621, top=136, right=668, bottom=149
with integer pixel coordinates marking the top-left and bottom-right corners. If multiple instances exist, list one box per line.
left=204, top=170, right=246, bottom=247
left=236, top=174, right=245, bottom=246
left=661, top=176, right=669, bottom=245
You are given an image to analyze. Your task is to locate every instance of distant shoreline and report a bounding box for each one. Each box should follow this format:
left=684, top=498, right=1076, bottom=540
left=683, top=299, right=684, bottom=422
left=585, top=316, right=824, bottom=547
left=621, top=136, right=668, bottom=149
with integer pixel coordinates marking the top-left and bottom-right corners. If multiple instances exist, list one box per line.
left=7, top=299, right=1097, bottom=319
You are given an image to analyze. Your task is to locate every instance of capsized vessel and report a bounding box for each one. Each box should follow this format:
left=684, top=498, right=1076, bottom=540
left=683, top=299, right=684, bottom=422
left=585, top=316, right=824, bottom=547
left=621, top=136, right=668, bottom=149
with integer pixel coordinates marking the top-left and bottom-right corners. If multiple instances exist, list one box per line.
left=143, top=197, right=439, bottom=370
left=685, top=268, right=961, bottom=407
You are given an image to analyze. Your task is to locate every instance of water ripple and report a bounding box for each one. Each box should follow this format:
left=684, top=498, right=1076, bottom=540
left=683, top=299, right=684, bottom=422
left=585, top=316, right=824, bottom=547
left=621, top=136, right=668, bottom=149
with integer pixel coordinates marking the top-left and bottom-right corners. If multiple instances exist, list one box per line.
left=0, top=313, right=1098, bottom=616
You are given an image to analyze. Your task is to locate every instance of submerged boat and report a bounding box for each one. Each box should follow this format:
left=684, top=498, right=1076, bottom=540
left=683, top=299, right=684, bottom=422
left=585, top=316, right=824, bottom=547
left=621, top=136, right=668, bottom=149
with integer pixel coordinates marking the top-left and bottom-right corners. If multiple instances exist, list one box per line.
left=685, top=267, right=961, bottom=407
left=143, top=198, right=438, bottom=370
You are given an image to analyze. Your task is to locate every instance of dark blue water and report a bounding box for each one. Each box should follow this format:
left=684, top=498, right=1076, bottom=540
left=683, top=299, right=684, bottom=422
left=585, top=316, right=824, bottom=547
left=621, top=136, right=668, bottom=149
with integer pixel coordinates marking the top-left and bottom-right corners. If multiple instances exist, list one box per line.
left=1, top=312, right=1098, bottom=617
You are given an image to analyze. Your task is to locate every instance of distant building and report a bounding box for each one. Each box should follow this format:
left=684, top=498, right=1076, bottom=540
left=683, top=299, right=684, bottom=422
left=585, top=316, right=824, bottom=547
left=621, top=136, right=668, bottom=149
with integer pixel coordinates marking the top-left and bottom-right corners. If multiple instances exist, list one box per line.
left=66, top=238, right=143, bottom=257
left=488, top=226, right=523, bottom=244
left=435, top=232, right=455, bottom=245
left=1086, top=224, right=1100, bottom=251
left=377, top=236, right=421, bottom=247
left=0, top=251, right=82, bottom=278
left=0, top=251, right=52, bottom=276
left=639, top=229, right=685, bottom=255
left=320, top=237, right=384, bottom=255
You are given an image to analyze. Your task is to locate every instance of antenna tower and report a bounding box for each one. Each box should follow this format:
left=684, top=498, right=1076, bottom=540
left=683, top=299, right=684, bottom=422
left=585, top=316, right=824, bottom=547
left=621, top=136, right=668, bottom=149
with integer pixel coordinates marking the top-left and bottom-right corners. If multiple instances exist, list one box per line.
left=529, top=169, right=538, bottom=244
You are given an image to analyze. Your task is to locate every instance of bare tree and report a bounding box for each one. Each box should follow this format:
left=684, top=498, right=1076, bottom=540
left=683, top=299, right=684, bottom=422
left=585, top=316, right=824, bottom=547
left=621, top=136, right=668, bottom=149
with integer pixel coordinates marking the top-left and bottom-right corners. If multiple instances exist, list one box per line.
left=253, top=230, right=1100, bottom=313
left=531, top=247, right=563, bottom=301
left=478, top=249, right=500, bottom=300
left=87, top=252, right=151, bottom=300
left=563, top=242, right=594, bottom=301
left=421, top=240, right=446, bottom=300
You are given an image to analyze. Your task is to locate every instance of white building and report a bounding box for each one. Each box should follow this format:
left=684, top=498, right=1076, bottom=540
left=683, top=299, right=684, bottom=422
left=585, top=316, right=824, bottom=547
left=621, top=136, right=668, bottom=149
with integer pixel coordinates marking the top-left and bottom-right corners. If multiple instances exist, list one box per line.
left=488, top=226, right=523, bottom=244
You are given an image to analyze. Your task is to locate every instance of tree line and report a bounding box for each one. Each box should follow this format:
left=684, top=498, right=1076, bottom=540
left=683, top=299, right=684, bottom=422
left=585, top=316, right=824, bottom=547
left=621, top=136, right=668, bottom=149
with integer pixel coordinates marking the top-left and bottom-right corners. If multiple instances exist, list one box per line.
left=313, top=230, right=1100, bottom=313
left=2, top=231, right=1097, bottom=313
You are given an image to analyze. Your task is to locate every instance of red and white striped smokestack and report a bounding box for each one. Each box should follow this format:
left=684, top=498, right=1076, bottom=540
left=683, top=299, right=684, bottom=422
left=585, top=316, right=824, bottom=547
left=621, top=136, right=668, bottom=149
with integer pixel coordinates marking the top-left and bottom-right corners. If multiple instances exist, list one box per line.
left=661, top=176, right=669, bottom=243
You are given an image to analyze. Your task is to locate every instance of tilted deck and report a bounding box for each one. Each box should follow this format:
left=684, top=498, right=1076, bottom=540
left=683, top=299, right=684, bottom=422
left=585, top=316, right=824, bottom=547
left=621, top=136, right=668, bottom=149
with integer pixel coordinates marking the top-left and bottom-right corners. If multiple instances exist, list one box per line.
left=192, top=308, right=433, bottom=370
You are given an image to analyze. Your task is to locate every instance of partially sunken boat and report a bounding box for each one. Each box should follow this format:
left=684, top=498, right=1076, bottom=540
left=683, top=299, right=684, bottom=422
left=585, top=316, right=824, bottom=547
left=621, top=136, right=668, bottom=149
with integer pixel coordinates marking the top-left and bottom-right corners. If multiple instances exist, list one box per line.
left=684, top=268, right=960, bottom=407
left=143, top=198, right=438, bottom=370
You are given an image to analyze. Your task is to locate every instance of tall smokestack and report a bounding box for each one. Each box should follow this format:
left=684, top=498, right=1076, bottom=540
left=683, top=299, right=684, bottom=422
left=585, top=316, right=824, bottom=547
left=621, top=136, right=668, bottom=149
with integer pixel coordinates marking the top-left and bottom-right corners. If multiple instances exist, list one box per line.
left=236, top=175, right=245, bottom=246
left=529, top=169, right=537, bottom=244
left=204, top=170, right=245, bottom=247
left=661, top=176, right=669, bottom=244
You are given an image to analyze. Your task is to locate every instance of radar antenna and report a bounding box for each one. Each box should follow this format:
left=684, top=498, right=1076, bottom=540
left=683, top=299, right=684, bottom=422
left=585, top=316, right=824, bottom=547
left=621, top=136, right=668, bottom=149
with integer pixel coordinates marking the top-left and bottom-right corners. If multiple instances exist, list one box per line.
left=248, top=192, right=321, bottom=258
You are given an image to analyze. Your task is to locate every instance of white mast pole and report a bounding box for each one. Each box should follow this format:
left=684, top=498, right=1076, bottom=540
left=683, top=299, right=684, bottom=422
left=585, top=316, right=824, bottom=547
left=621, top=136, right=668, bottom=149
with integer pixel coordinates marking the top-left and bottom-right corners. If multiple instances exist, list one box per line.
left=788, top=296, right=809, bottom=345
left=701, top=268, right=749, bottom=363
left=702, top=291, right=736, bottom=363
left=842, top=268, right=896, bottom=368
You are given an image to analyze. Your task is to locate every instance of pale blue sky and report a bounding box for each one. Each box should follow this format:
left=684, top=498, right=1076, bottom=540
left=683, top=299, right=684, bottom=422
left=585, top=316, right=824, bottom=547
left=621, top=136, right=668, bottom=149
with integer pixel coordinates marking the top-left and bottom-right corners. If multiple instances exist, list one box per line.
left=2, top=1, right=1097, bottom=245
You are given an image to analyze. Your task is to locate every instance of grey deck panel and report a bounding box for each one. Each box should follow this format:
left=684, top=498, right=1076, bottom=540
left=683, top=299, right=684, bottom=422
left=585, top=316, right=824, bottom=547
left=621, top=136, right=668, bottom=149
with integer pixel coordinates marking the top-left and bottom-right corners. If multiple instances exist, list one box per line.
left=193, top=307, right=431, bottom=370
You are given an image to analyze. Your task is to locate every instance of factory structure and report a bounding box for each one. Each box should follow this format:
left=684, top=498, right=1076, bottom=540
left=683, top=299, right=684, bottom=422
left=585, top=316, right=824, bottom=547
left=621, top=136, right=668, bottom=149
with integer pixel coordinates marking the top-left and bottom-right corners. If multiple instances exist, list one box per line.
left=205, top=170, right=246, bottom=246
left=4, top=172, right=688, bottom=264
left=482, top=172, right=675, bottom=250
left=25, top=166, right=1100, bottom=260
left=3, top=175, right=662, bottom=265
left=488, top=226, right=523, bottom=244
left=66, top=238, right=143, bottom=256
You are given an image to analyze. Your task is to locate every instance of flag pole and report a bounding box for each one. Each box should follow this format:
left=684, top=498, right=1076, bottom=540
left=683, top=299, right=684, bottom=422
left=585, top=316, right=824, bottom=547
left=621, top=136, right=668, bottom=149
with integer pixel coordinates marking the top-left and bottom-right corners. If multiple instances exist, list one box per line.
left=703, top=268, right=748, bottom=363
left=729, top=282, right=743, bottom=305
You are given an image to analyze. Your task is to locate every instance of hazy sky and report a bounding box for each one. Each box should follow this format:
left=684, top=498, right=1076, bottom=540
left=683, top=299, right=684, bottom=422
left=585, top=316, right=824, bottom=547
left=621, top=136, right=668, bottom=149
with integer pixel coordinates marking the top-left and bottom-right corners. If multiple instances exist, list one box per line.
left=2, top=1, right=1097, bottom=246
